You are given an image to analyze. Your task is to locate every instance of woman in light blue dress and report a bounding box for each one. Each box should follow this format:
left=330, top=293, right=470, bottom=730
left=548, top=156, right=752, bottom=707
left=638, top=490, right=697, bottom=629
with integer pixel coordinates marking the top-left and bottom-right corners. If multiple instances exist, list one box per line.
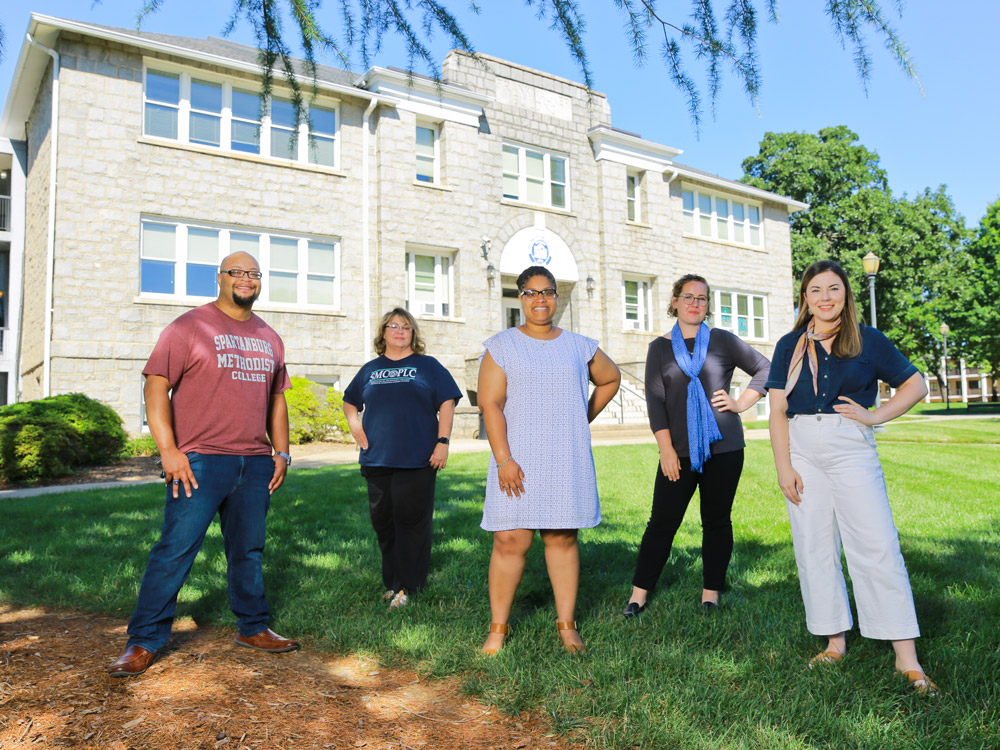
left=477, top=265, right=621, bottom=655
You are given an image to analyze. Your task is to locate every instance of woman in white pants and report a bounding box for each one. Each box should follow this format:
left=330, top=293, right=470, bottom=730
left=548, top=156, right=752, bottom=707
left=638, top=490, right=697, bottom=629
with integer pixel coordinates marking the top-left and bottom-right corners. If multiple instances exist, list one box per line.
left=766, top=259, right=936, bottom=694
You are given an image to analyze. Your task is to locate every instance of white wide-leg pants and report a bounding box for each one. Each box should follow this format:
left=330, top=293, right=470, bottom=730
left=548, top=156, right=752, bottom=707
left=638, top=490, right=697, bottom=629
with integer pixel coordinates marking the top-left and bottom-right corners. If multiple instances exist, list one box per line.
left=786, top=414, right=920, bottom=641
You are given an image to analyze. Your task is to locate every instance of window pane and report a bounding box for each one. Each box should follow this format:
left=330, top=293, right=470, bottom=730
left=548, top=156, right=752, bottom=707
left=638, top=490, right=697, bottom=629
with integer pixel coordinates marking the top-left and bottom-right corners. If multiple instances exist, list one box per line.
left=699, top=195, right=712, bottom=216
left=733, top=223, right=745, bottom=243
left=270, top=128, right=296, bottom=160
left=416, top=126, right=435, bottom=156
left=737, top=295, right=748, bottom=316
left=141, top=259, right=174, bottom=294
left=232, top=89, right=261, bottom=122
left=754, top=318, right=764, bottom=338
left=190, top=112, right=221, bottom=147
left=527, top=180, right=544, bottom=204
left=146, top=71, right=179, bottom=104
left=733, top=203, right=745, bottom=222
left=188, top=227, right=219, bottom=263
left=682, top=190, right=694, bottom=211
left=271, top=237, right=298, bottom=270
left=308, top=241, right=336, bottom=275
left=627, top=198, right=636, bottom=222
left=232, top=120, right=260, bottom=153
left=145, top=104, right=178, bottom=139
left=626, top=175, right=637, bottom=200
left=753, top=296, right=764, bottom=317
left=550, top=157, right=565, bottom=183
left=271, top=98, right=296, bottom=129
left=416, top=155, right=434, bottom=183
left=550, top=183, right=565, bottom=208
left=270, top=271, right=297, bottom=303
left=683, top=212, right=694, bottom=233
left=440, top=256, right=450, bottom=311
left=142, top=222, right=175, bottom=260
left=748, top=206, right=761, bottom=224
left=526, top=151, right=544, bottom=180
left=716, top=199, right=729, bottom=239
left=310, top=105, right=336, bottom=136
left=503, top=175, right=519, bottom=200
left=738, top=317, right=748, bottom=337
left=502, top=145, right=519, bottom=174
left=309, top=135, right=335, bottom=166
left=231, top=233, right=260, bottom=260
left=307, top=275, right=335, bottom=305
left=700, top=213, right=712, bottom=235
left=414, top=254, right=435, bottom=290
left=190, top=80, right=222, bottom=113
left=187, top=264, right=217, bottom=297
left=750, top=225, right=760, bottom=245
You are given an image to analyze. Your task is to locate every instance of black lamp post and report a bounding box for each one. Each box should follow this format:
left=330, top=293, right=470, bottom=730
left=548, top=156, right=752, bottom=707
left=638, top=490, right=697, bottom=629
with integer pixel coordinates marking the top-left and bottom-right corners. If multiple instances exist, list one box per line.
left=940, top=323, right=950, bottom=412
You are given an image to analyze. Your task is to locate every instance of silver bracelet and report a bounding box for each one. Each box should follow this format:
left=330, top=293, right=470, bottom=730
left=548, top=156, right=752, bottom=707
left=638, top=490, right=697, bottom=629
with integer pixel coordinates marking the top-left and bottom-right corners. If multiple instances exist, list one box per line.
left=496, top=456, right=513, bottom=469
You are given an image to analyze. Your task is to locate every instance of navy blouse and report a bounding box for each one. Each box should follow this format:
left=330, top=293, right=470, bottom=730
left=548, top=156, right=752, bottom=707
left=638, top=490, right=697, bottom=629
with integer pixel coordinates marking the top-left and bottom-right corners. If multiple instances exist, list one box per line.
left=765, top=324, right=918, bottom=416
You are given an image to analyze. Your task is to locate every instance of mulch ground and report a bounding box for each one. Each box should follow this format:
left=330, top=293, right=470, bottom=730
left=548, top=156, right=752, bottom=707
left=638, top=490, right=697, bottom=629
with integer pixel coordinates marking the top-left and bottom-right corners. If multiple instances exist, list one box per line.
left=0, top=606, right=578, bottom=749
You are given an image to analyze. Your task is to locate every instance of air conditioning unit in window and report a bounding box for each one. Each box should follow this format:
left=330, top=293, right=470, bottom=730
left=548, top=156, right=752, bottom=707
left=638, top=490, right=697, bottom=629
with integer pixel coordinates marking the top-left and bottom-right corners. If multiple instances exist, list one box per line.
left=627, top=320, right=642, bottom=330
left=423, top=303, right=436, bottom=315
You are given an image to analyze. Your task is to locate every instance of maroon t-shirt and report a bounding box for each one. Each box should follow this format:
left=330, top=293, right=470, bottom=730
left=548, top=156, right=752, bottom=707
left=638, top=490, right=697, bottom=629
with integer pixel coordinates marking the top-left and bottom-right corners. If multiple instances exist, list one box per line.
left=143, top=303, right=291, bottom=456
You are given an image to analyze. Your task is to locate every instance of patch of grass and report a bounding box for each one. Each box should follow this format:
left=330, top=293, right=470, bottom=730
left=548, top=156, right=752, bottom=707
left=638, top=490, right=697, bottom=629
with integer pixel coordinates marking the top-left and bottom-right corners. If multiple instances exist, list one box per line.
left=880, top=418, right=1000, bottom=443
left=0, top=430, right=997, bottom=749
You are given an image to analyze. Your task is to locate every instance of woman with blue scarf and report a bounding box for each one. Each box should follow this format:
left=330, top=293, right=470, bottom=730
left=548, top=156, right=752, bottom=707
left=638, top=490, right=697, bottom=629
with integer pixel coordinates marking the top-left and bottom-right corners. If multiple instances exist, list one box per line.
left=623, top=274, right=770, bottom=616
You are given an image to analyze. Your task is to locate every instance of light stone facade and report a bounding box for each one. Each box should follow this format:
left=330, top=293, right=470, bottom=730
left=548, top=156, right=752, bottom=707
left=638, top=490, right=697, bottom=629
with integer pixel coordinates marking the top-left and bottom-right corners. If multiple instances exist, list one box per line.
left=4, top=17, right=804, bottom=436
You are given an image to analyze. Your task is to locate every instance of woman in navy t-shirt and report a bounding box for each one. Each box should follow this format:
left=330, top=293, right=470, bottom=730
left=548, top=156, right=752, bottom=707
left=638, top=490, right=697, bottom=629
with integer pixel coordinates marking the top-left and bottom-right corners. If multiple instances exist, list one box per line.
left=343, top=308, right=462, bottom=609
left=766, top=260, right=936, bottom=694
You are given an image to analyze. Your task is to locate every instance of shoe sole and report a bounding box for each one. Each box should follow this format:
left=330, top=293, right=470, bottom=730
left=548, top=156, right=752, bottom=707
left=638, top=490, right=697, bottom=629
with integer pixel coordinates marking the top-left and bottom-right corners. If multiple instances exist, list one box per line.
left=108, top=656, right=156, bottom=678
left=233, top=638, right=300, bottom=653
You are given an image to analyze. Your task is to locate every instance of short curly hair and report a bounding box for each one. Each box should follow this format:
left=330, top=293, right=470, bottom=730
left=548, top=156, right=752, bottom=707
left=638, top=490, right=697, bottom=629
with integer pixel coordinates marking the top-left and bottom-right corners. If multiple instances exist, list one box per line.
left=668, top=274, right=711, bottom=317
left=516, top=265, right=557, bottom=292
left=373, top=307, right=426, bottom=356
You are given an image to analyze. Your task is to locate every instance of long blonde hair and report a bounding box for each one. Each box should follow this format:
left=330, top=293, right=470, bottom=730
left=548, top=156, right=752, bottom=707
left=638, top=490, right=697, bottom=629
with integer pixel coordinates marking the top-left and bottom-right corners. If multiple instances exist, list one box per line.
left=793, top=260, right=862, bottom=359
left=373, top=307, right=426, bottom=356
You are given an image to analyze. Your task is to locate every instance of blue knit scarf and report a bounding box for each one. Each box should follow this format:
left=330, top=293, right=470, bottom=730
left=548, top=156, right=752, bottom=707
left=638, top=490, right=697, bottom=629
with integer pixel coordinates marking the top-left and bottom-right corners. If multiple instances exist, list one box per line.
left=670, top=322, right=722, bottom=473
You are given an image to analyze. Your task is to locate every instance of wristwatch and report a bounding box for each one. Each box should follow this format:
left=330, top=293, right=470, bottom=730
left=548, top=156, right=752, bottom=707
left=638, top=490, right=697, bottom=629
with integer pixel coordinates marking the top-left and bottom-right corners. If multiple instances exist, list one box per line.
left=437, top=437, right=450, bottom=445
left=275, top=451, right=292, bottom=466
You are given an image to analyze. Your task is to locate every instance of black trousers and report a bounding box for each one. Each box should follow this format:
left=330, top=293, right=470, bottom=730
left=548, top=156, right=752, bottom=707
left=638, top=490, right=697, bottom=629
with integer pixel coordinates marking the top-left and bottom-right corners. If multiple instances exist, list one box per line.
left=631, top=449, right=745, bottom=593
left=362, top=465, right=437, bottom=593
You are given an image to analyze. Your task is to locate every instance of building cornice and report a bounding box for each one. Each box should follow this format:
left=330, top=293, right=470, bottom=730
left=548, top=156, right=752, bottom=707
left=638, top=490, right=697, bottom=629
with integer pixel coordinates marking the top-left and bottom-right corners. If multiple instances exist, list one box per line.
left=358, top=67, right=491, bottom=127
left=587, top=125, right=682, bottom=173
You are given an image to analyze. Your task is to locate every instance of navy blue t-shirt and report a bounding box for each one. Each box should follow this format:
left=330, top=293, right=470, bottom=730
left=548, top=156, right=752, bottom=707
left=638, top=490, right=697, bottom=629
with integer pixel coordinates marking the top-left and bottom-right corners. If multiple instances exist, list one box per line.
left=765, top=324, right=918, bottom=416
left=343, top=354, right=463, bottom=468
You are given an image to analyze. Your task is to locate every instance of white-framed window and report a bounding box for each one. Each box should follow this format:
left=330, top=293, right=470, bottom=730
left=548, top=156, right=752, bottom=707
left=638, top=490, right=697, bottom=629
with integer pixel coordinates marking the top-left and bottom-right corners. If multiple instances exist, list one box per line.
left=405, top=250, right=454, bottom=317
left=626, top=171, right=641, bottom=222
left=682, top=188, right=762, bottom=247
left=142, top=64, right=339, bottom=168
left=622, top=276, right=653, bottom=331
left=415, top=122, right=439, bottom=184
left=709, top=290, right=767, bottom=340
left=502, top=143, right=569, bottom=210
left=139, top=217, right=341, bottom=309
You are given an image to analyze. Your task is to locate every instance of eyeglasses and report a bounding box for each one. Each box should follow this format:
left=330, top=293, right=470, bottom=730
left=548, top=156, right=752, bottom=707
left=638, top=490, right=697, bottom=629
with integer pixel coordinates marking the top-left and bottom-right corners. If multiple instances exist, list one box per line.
left=385, top=323, right=413, bottom=332
left=220, top=269, right=263, bottom=280
left=520, top=288, right=558, bottom=299
left=676, top=294, right=709, bottom=306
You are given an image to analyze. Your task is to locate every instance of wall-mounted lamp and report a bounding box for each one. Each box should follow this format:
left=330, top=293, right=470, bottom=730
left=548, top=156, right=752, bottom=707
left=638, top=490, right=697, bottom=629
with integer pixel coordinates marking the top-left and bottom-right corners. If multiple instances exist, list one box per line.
left=486, top=263, right=496, bottom=286
left=586, top=275, right=595, bottom=297
left=0, top=170, right=7, bottom=179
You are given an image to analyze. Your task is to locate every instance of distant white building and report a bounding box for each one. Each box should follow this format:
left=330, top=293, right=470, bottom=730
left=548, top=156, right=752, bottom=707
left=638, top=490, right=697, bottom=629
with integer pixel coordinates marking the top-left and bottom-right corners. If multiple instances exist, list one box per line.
left=1, top=13, right=809, bottom=434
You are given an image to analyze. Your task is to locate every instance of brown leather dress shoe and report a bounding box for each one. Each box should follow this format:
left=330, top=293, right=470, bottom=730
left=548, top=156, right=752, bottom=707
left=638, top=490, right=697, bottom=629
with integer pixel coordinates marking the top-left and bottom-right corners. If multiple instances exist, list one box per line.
left=108, top=645, right=157, bottom=677
left=234, top=628, right=300, bottom=652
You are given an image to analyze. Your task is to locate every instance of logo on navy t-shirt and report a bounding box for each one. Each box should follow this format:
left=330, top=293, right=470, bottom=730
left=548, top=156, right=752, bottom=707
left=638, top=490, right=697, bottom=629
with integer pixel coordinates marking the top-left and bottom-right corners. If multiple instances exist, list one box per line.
left=368, top=367, right=418, bottom=384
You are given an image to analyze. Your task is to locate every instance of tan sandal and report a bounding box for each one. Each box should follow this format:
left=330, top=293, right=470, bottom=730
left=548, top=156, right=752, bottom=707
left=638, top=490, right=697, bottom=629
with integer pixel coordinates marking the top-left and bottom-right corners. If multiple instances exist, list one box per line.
left=556, top=620, right=585, bottom=654
left=481, top=622, right=510, bottom=656
left=809, top=650, right=844, bottom=668
left=898, top=669, right=939, bottom=696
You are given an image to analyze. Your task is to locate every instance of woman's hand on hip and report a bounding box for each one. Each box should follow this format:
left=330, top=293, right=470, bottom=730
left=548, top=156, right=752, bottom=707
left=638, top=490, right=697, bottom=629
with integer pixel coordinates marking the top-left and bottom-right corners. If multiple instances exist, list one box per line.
left=711, top=389, right=739, bottom=413
left=498, top=459, right=526, bottom=498
left=833, top=396, right=877, bottom=425
left=777, top=465, right=804, bottom=505
left=429, top=443, right=449, bottom=470
left=659, top=446, right=681, bottom=482
left=349, top=424, right=369, bottom=450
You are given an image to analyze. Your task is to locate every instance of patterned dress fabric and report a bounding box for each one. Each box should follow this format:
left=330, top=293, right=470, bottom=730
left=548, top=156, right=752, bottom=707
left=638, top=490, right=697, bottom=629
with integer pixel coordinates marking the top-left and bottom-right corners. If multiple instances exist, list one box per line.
left=480, top=327, right=602, bottom=531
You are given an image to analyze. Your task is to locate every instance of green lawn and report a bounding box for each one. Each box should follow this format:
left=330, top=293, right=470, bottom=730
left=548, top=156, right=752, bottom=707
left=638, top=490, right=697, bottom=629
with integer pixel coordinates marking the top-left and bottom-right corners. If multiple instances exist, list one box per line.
left=1, top=424, right=998, bottom=749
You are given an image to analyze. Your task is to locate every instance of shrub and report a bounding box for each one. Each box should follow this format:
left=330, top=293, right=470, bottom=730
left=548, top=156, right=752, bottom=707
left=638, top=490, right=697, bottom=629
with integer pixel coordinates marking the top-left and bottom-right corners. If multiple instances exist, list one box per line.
left=0, top=393, right=128, bottom=483
left=123, top=434, right=160, bottom=457
left=285, top=377, right=351, bottom=444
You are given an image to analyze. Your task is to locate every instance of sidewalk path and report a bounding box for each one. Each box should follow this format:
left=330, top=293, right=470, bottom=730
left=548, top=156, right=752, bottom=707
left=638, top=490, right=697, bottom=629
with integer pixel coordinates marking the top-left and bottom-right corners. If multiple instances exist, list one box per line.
left=1, top=413, right=993, bottom=500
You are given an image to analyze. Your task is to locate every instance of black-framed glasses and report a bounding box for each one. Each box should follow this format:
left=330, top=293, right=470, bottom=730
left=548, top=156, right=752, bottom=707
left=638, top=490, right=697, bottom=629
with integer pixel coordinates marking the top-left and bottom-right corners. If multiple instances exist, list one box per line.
left=220, top=268, right=263, bottom=280
left=385, top=323, right=413, bottom=332
left=676, top=293, right=709, bottom=306
left=520, top=288, right=558, bottom=299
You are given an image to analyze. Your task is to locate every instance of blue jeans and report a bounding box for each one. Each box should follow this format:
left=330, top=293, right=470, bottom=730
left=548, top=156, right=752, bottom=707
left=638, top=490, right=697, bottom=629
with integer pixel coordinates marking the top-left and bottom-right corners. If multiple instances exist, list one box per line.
left=126, top=453, right=274, bottom=652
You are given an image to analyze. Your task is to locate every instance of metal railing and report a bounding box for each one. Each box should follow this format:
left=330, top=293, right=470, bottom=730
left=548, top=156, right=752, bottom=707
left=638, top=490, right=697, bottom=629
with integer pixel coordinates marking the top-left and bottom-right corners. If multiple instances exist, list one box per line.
left=0, top=196, right=10, bottom=231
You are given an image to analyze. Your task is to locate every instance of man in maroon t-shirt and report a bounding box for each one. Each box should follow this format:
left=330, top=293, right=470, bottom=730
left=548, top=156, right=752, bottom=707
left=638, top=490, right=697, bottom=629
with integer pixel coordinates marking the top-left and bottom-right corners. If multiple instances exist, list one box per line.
left=109, top=251, right=299, bottom=678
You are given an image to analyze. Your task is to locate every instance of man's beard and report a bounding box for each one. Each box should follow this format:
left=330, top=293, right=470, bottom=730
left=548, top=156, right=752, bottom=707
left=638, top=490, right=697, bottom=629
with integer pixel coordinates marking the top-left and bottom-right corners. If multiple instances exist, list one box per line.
left=232, top=288, right=260, bottom=307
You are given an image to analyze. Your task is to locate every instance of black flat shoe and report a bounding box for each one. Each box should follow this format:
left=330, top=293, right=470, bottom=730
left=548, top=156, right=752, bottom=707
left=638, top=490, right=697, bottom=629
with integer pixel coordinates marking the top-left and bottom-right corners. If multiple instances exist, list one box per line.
left=700, top=600, right=720, bottom=612
left=622, top=601, right=647, bottom=618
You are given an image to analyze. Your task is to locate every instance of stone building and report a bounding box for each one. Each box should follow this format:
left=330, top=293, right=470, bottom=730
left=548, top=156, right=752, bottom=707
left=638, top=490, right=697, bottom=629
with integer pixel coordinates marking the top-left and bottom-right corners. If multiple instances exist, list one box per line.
left=1, top=13, right=809, bottom=435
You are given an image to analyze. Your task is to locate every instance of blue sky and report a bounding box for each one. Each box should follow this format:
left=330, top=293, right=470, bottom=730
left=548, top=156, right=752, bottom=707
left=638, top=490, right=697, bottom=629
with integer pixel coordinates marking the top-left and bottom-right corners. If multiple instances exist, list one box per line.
left=2, top=1, right=996, bottom=226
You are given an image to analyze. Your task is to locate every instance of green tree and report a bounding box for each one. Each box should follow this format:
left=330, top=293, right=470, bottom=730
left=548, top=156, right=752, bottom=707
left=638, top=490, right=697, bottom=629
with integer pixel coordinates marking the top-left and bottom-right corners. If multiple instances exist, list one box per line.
left=966, top=199, right=1000, bottom=400
left=742, top=128, right=972, bottom=387
left=1, top=1, right=918, bottom=131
